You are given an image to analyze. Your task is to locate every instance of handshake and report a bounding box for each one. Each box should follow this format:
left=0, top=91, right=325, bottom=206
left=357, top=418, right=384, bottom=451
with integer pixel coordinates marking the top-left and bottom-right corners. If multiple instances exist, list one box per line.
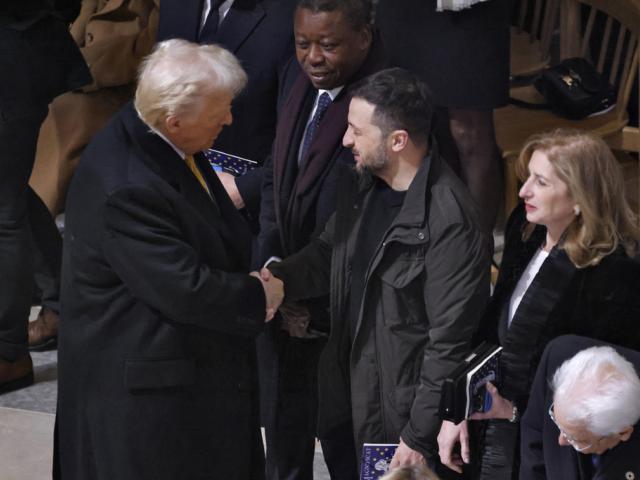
left=250, top=268, right=284, bottom=322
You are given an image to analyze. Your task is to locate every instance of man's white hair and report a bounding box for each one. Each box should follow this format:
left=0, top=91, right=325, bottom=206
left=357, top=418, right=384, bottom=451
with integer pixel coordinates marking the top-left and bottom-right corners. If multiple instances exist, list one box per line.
left=552, top=345, right=640, bottom=436
left=134, top=39, right=247, bottom=129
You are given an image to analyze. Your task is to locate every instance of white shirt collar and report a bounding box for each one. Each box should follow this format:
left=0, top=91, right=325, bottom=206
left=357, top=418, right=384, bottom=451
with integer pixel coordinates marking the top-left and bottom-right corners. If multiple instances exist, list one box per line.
left=318, top=85, right=344, bottom=102
left=200, top=0, right=235, bottom=31
left=149, top=125, right=186, bottom=160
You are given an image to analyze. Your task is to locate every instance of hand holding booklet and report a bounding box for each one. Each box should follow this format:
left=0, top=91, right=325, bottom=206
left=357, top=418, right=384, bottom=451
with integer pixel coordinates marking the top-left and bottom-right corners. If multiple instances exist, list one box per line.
left=360, top=443, right=397, bottom=480
left=438, top=342, right=503, bottom=424
left=204, top=148, right=257, bottom=176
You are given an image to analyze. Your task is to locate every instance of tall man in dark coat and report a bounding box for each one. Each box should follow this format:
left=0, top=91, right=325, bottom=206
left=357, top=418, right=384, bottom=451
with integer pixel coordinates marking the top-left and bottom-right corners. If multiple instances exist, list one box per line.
left=0, top=0, right=90, bottom=390
left=56, top=39, right=283, bottom=480
left=520, top=335, right=640, bottom=480
left=156, top=0, right=296, bottom=218
left=256, top=0, right=386, bottom=477
left=264, top=68, right=490, bottom=472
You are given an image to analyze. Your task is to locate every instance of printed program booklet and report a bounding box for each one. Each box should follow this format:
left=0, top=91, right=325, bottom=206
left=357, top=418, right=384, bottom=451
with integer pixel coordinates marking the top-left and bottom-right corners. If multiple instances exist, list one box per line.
left=204, top=148, right=257, bottom=176
left=360, top=443, right=398, bottom=480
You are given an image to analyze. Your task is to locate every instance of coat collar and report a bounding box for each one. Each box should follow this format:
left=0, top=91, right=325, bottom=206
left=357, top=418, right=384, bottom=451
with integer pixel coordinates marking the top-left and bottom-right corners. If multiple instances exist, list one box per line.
left=119, top=102, right=253, bottom=266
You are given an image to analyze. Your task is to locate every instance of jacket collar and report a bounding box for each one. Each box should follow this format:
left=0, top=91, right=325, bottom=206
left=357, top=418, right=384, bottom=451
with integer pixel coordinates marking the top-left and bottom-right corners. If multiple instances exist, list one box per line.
left=355, top=140, right=439, bottom=245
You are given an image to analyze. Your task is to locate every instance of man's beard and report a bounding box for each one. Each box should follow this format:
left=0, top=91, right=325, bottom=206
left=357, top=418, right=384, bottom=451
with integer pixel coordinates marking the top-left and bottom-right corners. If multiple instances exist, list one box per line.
left=354, top=142, right=387, bottom=174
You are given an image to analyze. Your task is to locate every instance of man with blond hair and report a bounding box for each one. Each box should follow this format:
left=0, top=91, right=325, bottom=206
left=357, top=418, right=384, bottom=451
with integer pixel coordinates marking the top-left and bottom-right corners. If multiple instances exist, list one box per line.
left=56, top=39, right=283, bottom=480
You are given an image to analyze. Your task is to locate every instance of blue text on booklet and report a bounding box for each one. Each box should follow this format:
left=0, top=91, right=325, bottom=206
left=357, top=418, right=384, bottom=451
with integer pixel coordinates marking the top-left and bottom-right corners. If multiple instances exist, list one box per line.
left=360, top=443, right=398, bottom=480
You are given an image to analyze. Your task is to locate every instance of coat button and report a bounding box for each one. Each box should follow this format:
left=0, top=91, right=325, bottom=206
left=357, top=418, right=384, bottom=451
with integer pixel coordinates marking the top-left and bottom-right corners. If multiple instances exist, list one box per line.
left=626, top=472, right=635, bottom=480
left=353, top=204, right=359, bottom=210
left=417, top=232, right=425, bottom=240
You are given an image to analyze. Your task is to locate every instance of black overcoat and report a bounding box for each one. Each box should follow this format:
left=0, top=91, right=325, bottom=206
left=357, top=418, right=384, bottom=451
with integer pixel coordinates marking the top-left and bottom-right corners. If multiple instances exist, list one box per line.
left=56, top=103, right=267, bottom=480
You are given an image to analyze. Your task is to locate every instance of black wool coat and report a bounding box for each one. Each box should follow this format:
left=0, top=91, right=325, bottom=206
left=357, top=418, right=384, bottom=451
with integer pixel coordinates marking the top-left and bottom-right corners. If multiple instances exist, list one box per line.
left=56, top=103, right=267, bottom=480
left=476, top=204, right=640, bottom=479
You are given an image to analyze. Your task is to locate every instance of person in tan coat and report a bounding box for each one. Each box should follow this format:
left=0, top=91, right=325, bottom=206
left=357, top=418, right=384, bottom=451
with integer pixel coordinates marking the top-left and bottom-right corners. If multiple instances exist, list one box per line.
left=26, top=0, right=158, bottom=349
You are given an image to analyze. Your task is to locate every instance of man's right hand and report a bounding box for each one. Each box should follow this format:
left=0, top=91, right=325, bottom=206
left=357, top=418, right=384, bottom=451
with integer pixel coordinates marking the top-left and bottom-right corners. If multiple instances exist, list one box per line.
left=250, top=270, right=283, bottom=322
left=437, top=419, right=470, bottom=474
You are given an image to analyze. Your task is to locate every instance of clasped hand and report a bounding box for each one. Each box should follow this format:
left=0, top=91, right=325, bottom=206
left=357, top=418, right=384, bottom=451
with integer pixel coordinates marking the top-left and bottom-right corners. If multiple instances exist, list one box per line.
left=249, top=268, right=284, bottom=322
left=437, top=382, right=514, bottom=473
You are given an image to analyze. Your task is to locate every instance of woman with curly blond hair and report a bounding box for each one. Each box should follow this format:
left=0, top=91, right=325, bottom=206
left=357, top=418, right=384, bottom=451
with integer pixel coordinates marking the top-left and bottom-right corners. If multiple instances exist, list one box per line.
left=438, top=129, right=640, bottom=479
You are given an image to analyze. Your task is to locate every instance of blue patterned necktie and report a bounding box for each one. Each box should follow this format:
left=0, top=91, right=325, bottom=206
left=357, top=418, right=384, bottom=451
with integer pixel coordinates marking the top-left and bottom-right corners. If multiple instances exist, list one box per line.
left=299, top=92, right=332, bottom=166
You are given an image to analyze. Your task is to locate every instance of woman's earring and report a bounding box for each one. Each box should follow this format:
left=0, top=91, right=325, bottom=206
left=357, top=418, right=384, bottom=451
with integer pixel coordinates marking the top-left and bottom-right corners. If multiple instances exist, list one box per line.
left=574, top=205, right=581, bottom=216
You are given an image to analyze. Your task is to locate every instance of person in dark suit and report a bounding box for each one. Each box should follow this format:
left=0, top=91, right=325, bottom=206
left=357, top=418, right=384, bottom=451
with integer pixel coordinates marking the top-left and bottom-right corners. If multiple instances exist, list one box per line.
left=156, top=0, right=297, bottom=218
left=0, top=0, right=91, bottom=390
left=55, top=39, right=283, bottom=480
left=256, top=0, right=386, bottom=477
left=521, top=335, right=640, bottom=480
left=437, top=130, right=640, bottom=479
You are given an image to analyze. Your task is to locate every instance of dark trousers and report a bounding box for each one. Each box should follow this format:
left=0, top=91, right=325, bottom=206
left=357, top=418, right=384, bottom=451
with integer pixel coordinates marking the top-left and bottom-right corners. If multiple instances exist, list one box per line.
left=259, top=325, right=357, bottom=479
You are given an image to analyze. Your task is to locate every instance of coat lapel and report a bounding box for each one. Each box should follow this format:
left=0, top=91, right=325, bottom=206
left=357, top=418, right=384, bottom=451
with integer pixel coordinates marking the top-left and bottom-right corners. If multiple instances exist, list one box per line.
left=217, top=0, right=265, bottom=53
left=120, top=103, right=251, bottom=265
left=195, top=153, right=254, bottom=267
left=500, top=246, right=577, bottom=400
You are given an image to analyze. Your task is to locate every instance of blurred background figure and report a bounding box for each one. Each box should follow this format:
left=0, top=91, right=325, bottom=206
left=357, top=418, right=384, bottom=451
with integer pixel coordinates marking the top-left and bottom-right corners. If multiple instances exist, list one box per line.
left=521, top=335, right=640, bottom=479
left=438, top=129, right=640, bottom=479
left=27, top=0, right=159, bottom=351
left=0, top=0, right=90, bottom=391
left=374, top=0, right=512, bottom=231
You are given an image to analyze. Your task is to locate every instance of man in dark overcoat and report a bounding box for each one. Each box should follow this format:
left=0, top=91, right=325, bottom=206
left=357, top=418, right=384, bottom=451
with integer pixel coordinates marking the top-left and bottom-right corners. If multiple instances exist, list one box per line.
left=256, top=0, right=387, bottom=477
left=0, top=0, right=90, bottom=390
left=55, top=39, right=283, bottom=480
left=520, top=335, right=640, bottom=480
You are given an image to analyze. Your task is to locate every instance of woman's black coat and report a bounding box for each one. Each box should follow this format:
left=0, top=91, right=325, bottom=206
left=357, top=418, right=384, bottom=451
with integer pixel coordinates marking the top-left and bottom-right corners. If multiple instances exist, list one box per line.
left=475, top=204, right=640, bottom=479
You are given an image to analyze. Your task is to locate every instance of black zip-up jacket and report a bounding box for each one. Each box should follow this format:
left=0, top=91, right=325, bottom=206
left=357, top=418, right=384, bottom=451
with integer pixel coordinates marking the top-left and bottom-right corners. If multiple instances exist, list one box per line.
left=270, top=150, right=491, bottom=459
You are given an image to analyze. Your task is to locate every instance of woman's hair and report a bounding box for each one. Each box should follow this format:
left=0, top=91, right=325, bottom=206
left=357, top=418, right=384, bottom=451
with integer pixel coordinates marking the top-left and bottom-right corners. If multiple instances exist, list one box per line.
left=380, top=465, right=440, bottom=480
left=515, top=129, right=639, bottom=267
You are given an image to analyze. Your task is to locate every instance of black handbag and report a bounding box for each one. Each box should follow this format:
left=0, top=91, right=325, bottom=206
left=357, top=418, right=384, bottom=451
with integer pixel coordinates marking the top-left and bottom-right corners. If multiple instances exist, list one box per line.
left=510, top=57, right=617, bottom=120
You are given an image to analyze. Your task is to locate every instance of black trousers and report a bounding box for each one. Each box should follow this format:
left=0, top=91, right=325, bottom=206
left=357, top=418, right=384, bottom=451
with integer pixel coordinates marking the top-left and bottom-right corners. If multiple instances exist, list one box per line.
left=0, top=25, right=63, bottom=361
left=259, top=325, right=358, bottom=479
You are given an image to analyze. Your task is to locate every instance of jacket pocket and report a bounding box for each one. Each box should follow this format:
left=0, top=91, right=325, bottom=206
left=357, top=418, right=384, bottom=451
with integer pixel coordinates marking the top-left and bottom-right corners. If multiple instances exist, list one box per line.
left=376, top=248, right=426, bottom=326
left=376, top=244, right=425, bottom=289
left=124, top=357, right=196, bottom=391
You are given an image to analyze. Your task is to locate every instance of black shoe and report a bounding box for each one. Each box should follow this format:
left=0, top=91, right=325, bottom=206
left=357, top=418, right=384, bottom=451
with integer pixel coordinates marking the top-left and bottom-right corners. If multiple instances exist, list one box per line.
left=0, top=353, right=34, bottom=394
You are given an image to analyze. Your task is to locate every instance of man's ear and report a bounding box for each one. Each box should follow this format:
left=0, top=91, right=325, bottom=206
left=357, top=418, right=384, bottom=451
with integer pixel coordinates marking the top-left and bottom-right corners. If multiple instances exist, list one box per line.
left=389, top=130, right=409, bottom=153
left=358, top=26, right=373, bottom=52
left=164, top=114, right=181, bottom=135
left=618, top=425, right=634, bottom=442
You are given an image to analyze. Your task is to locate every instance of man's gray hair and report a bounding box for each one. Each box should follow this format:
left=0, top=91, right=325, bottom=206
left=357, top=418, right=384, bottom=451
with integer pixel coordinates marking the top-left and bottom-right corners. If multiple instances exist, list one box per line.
left=134, top=39, right=247, bottom=129
left=552, top=345, right=640, bottom=436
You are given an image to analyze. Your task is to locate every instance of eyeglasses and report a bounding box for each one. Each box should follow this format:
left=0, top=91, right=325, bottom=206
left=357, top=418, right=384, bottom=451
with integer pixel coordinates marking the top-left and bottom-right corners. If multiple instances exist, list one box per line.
left=548, top=403, right=594, bottom=452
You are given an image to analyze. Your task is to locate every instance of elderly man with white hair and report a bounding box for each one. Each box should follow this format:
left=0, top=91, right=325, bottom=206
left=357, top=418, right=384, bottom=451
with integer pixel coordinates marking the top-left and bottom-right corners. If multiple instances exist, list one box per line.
left=55, top=39, right=283, bottom=480
left=520, top=335, right=640, bottom=480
